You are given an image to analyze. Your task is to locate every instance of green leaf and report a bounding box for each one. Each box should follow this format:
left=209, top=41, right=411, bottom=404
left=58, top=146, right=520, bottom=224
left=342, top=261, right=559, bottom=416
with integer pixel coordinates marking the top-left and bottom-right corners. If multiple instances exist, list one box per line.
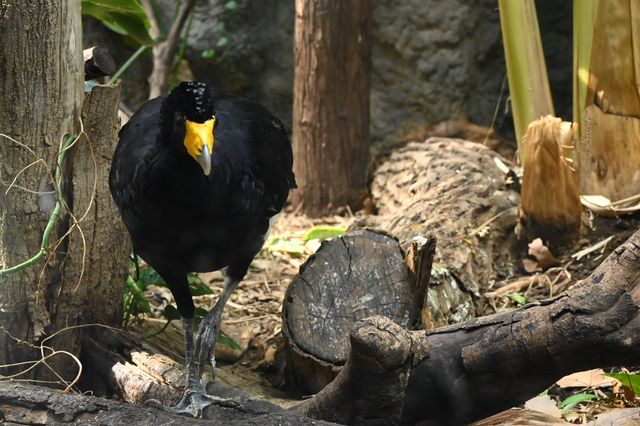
left=214, top=22, right=225, bottom=31
left=162, top=304, right=181, bottom=321
left=224, top=0, right=238, bottom=10
left=558, top=393, right=598, bottom=411
left=126, top=275, right=152, bottom=315
left=137, top=266, right=166, bottom=289
left=507, top=292, right=527, bottom=306
left=266, top=237, right=306, bottom=255
left=303, top=226, right=347, bottom=242
left=219, top=331, right=242, bottom=350
left=201, top=49, right=215, bottom=59
left=606, top=372, right=640, bottom=396
left=82, top=0, right=153, bottom=45
left=216, top=37, right=229, bottom=48
left=194, top=307, right=209, bottom=318
left=188, top=273, right=214, bottom=296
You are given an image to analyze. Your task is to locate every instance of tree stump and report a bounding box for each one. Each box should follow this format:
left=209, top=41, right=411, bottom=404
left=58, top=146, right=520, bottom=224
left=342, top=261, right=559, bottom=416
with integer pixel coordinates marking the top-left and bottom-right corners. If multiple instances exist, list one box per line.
left=282, top=229, right=421, bottom=394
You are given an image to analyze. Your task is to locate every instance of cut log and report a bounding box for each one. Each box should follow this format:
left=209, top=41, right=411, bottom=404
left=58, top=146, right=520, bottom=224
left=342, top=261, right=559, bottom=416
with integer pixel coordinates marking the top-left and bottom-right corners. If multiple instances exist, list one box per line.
left=83, top=46, right=116, bottom=81
left=282, top=229, right=421, bottom=394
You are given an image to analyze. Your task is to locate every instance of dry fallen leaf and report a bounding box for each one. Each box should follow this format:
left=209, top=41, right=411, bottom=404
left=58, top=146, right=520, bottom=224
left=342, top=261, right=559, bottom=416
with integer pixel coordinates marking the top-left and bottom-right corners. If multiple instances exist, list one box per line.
left=528, top=238, right=560, bottom=270
left=523, top=257, right=542, bottom=273
left=590, top=408, right=640, bottom=425
left=524, top=395, right=563, bottom=419
left=556, top=369, right=619, bottom=389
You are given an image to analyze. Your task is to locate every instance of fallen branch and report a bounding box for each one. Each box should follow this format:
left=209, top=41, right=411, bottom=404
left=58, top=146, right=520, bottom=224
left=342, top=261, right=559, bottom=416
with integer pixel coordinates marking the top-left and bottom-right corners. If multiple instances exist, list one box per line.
left=402, top=228, right=640, bottom=424
left=0, top=381, right=336, bottom=426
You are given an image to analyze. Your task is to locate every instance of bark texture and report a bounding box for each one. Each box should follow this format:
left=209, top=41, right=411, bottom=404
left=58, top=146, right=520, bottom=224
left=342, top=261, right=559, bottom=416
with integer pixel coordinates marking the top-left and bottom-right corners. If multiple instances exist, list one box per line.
left=64, top=84, right=130, bottom=329
left=292, top=0, right=373, bottom=216
left=0, top=0, right=83, bottom=378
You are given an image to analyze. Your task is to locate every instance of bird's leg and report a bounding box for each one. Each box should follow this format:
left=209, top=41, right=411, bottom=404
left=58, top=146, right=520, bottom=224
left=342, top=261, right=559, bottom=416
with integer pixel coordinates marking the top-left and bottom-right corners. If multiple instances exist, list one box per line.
left=154, top=316, right=236, bottom=417
left=195, top=276, right=240, bottom=378
left=144, top=269, right=237, bottom=417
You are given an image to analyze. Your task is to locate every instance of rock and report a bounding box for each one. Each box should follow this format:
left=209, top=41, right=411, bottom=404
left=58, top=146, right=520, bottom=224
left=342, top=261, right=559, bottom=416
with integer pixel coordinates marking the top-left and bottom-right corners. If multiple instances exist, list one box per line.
left=371, top=0, right=504, bottom=144
left=82, top=1, right=572, bottom=144
left=182, top=0, right=294, bottom=129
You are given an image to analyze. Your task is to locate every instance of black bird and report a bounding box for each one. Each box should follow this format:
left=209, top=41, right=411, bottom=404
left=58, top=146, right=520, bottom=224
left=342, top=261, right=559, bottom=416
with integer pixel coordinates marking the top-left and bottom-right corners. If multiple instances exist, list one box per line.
left=109, top=81, right=295, bottom=415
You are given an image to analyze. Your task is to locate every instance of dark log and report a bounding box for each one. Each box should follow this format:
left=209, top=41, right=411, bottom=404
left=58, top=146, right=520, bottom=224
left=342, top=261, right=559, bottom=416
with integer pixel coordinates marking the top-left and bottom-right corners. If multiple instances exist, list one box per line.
left=0, top=382, right=338, bottom=426
left=290, top=316, right=429, bottom=425
left=83, top=46, right=116, bottom=81
left=282, top=229, right=422, bottom=394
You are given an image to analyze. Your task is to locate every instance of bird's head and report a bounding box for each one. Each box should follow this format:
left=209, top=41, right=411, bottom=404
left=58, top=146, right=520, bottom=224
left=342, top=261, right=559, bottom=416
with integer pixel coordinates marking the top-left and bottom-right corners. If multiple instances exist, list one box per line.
left=168, top=81, right=217, bottom=176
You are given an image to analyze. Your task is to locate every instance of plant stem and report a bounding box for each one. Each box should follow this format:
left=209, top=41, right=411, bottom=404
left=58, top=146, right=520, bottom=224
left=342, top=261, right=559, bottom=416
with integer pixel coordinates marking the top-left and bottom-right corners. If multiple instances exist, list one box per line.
left=498, top=0, right=554, bottom=162
left=108, top=45, right=149, bottom=85
left=0, top=134, right=76, bottom=277
left=572, top=0, right=598, bottom=139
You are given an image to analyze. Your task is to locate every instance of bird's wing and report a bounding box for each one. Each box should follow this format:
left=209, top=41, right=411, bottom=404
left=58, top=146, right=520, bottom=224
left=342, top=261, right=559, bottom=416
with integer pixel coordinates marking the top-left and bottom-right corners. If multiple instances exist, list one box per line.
left=211, top=97, right=295, bottom=220
left=109, top=97, right=165, bottom=235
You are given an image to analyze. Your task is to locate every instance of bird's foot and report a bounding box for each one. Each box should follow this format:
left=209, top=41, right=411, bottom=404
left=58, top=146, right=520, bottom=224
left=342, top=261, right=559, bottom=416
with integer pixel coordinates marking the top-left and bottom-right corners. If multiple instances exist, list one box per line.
left=144, top=381, right=238, bottom=417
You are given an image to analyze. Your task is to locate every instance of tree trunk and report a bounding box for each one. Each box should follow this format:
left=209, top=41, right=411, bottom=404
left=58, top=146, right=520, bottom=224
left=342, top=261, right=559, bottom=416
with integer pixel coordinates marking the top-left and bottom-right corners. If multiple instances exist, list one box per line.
left=0, top=0, right=83, bottom=379
left=60, top=83, right=131, bottom=357
left=291, top=0, right=372, bottom=216
left=0, top=2, right=128, bottom=384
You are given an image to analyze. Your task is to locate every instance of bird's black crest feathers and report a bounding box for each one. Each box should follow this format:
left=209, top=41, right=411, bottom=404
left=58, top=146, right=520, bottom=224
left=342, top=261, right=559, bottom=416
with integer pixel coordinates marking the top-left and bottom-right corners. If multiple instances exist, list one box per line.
left=168, top=81, right=215, bottom=123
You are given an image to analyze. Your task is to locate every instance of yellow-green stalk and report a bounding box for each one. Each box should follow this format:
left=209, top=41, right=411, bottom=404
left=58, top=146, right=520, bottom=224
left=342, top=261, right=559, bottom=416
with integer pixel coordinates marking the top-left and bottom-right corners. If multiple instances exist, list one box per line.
left=572, top=0, right=598, bottom=140
left=498, top=0, right=554, bottom=163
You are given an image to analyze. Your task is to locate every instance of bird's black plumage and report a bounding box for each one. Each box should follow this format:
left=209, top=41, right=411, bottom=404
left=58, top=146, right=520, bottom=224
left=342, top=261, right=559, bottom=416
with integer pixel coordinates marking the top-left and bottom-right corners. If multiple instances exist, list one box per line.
left=109, top=81, right=295, bottom=414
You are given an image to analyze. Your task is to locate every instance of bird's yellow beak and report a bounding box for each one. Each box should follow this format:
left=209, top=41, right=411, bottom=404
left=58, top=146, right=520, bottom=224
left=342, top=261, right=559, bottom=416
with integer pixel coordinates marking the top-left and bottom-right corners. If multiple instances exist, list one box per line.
left=184, top=117, right=215, bottom=176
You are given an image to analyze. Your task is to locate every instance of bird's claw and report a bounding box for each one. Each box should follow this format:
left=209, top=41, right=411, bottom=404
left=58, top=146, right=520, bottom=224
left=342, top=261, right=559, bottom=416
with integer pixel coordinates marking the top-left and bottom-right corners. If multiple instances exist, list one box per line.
left=144, top=383, right=238, bottom=418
